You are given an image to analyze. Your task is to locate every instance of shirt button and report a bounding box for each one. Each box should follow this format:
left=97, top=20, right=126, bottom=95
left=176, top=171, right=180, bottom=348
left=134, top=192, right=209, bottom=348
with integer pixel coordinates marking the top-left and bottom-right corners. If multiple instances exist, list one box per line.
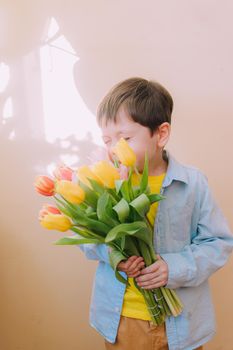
left=114, top=307, right=120, bottom=313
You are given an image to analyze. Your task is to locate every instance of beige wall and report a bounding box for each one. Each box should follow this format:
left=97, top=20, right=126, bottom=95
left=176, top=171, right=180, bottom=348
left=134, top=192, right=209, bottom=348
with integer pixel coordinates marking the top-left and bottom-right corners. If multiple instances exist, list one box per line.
left=0, top=1, right=232, bottom=349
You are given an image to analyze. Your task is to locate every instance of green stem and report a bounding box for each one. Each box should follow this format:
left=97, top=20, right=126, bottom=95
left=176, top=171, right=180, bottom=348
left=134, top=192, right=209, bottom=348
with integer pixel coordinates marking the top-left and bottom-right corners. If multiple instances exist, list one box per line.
left=127, top=167, right=135, bottom=201
left=71, top=226, right=105, bottom=242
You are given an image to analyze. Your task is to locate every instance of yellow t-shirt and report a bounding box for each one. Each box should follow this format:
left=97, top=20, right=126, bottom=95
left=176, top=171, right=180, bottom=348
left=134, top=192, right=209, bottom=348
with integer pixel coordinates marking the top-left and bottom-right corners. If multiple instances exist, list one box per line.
left=121, top=172, right=166, bottom=320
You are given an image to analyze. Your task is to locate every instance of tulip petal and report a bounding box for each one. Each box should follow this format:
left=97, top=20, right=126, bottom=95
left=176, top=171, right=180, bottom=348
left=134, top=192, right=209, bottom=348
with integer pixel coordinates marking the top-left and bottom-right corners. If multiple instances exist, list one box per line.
left=91, top=161, right=120, bottom=189
left=112, top=138, right=136, bottom=167
left=40, top=213, right=72, bottom=232
left=56, top=180, right=85, bottom=204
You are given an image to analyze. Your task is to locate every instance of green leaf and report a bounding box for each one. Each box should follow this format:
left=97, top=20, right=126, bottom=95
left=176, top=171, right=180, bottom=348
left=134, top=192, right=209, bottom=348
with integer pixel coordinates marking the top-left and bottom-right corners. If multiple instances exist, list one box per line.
left=127, top=167, right=134, bottom=201
left=115, top=179, right=124, bottom=194
left=120, top=235, right=126, bottom=250
left=115, top=270, right=129, bottom=285
left=55, top=196, right=111, bottom=236
left=109, top=246, right=129, bottom=285
left=113, top=198, right=130, bottom=223
left=115, top=179, right=132, bottom=202
left=79, top=182, right=98, bottom=208
left=129, top=193, right=150, bottom=217
left=148, top=193, right=166, bottom=204
left=123, top=236, right=140, bottom=256
left=120, top=181, right=131, bottom=202
left=71, top=227, right=105, bottom=241
left=54, top=196, right=79, bottom=217
left=53, top=236, right=101, bottom=245
left=88, top=178, right=105, bottom=194
left=97, top=192, right=119, bottom=227
left=132, top=186, right=140, bottom=197
left=107, top=188, right=121, bottom=203
left=105, top=221, right=152, bottom=246
left=114, top=159, right=120, bottom=168
left=140, top=153, right=148, bottom=194
left=86, top=212, right=98, bottom=220
left=137, top=240, right=153, bottom=266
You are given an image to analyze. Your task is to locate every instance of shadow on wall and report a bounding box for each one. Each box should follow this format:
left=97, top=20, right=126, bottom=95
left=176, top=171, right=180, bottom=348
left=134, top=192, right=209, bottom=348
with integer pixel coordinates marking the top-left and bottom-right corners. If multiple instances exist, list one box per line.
left=0, top=3, right=112, bottom=174
left=0, top=4, right=110, bottom=349
left=0, top=7, right=107, bottom=264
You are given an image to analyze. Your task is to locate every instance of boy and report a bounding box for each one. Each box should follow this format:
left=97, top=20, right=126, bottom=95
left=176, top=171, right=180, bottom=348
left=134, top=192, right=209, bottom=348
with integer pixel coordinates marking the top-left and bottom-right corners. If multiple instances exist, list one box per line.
left=79, top=77, right=233, bottom=350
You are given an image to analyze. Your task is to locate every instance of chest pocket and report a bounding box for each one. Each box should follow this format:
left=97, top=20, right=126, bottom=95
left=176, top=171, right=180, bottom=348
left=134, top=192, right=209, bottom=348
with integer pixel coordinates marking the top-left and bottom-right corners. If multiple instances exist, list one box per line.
left=167, top=205, right=192, bottom=243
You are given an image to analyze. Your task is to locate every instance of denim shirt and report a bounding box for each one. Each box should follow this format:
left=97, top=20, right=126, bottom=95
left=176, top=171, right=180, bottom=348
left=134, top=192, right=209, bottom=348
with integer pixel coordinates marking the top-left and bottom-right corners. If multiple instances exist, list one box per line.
left=78, top=151, right=233, bottom=350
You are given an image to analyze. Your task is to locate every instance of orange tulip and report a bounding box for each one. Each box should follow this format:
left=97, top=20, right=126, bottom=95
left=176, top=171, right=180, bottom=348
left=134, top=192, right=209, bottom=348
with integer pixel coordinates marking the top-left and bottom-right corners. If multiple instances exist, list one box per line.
left=34, top=175, right=55, bottom=196
left=53, top=164, right=73, bottom=181
left=39, top=204, right=61, bottom=220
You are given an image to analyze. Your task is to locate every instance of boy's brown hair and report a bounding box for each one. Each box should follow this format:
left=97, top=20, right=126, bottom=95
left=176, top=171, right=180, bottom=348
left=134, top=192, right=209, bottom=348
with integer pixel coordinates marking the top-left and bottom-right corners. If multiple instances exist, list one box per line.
left=97, top=77, right=173, bottom=134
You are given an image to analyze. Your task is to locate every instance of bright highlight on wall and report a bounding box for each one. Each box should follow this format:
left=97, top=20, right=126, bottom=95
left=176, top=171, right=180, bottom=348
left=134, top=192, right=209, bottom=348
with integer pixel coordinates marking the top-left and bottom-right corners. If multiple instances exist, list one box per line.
left=0, top=62, right=10, bottom=93
left=39, top=17, right=102, bottom=147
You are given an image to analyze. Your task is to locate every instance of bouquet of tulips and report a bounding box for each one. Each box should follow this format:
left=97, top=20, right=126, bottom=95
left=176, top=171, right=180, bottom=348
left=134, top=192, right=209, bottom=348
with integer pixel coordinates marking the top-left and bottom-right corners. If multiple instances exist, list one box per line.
left=34, top=138, right=183, bottom=325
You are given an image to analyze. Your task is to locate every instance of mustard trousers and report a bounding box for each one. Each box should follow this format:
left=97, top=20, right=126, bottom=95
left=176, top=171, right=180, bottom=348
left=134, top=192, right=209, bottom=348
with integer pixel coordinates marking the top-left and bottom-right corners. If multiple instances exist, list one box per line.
left=104, top=316, right=203, bottom=350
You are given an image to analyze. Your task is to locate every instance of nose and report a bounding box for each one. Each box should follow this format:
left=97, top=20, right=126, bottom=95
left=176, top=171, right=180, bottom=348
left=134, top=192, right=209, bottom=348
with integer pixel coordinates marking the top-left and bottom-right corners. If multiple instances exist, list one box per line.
left=107, top=146, right=115, bottom=163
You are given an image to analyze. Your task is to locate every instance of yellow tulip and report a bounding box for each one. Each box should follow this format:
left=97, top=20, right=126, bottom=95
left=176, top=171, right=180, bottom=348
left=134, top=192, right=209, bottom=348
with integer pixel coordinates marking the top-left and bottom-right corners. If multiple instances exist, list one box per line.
left=55, top=180, right=85, bottom=204
left=112, top=138, right=136, bottom=167
left=77, top=165, right=104, bottom=188
left=40, top=212, right=72, bottom=232
left=91, top=161, right=120, bottom=189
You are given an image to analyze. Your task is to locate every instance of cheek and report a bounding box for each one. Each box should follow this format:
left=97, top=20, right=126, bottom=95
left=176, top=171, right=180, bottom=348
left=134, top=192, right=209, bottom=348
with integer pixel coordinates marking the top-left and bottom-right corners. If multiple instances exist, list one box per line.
left=105, top=146, right=114, bottom=162
left=132, top=147, right=146, bottom=168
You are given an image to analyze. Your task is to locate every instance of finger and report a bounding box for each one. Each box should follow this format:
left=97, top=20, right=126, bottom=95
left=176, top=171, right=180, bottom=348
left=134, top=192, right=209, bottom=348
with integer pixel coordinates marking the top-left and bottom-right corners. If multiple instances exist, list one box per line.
left=136, top=272, right=157, bottom=283
left=127, top=270, right=142, bottom=278
left=140, top=262, right=160, bottom=275
left=136, top=265, right=167, bottom=282
left=137, top=261, right=146, bottom=270
left=118, top=256, right=138, bottom=271
left=127, top=258, right=145, bottom=272
left=137, top=276, right=167, bottom=289
left=140, top=279, right=167, bottom=289
left=128, top=255, right=140, bottom=261
left=127, top=262, right=145, bottom=276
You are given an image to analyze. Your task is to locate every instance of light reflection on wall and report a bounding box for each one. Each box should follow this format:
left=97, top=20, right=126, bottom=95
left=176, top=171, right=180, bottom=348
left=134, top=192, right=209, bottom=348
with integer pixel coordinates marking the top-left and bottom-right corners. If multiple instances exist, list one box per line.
left=0, top=62, right=10, bottom=93
left=3, top=97, right=13, bottom=121
left=39, top=17, right=102, bottom=156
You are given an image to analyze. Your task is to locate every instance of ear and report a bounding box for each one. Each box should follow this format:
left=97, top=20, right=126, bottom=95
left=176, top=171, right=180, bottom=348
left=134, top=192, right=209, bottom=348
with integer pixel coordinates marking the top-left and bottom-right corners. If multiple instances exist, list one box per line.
left=156, top=122, right=171, bottom=148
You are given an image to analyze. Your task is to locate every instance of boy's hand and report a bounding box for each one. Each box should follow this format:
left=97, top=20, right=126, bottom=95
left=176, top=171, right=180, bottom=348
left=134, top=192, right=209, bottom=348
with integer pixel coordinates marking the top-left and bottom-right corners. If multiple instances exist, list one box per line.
left=135, top=255, right=168, bottom=289
left=117, top=255, right=145, bottom=278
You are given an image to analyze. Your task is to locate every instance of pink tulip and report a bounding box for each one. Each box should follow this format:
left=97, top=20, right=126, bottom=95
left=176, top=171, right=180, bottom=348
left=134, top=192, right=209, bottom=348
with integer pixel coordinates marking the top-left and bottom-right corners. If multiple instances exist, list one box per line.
left=53, top=164, right=73, bottom=181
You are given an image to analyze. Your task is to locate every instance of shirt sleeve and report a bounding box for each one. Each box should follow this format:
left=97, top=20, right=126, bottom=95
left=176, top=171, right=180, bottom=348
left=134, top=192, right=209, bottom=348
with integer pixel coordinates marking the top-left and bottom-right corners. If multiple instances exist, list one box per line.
left=78, top=243, right=110, bottom=264
left=160, top=172, right=233, bottom=289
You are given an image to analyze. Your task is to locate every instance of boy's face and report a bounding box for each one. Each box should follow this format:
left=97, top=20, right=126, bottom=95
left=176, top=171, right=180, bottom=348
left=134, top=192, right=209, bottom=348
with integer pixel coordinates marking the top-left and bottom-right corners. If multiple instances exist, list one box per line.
left=100, top=107, right=168, bottom=173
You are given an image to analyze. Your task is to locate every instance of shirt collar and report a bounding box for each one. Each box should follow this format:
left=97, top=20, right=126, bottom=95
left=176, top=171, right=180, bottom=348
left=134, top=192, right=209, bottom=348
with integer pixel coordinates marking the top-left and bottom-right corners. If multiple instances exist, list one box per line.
left=162, top=149, right=189, bottom=188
